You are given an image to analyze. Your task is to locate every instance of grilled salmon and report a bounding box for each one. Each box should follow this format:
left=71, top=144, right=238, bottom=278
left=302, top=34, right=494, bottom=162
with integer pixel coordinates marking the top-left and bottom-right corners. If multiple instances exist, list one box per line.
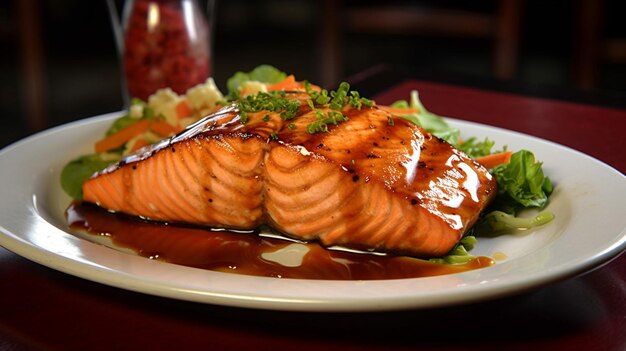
left=83, top=92, right=497, bottom=257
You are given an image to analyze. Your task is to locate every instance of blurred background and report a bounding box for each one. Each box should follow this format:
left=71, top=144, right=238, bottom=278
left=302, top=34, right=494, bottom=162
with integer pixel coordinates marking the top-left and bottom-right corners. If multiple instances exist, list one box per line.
left=1, top=0, right=626, bottom=149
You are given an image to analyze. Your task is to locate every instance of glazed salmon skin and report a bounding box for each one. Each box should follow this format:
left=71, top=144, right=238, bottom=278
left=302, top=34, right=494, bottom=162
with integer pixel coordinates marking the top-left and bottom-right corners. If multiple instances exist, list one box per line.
left=83, top=91, right=497, bottom=257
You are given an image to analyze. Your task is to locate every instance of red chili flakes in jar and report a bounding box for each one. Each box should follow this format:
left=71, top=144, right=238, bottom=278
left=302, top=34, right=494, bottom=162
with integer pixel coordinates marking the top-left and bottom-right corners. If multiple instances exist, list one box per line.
left=122, top=0, right=210, bottom=101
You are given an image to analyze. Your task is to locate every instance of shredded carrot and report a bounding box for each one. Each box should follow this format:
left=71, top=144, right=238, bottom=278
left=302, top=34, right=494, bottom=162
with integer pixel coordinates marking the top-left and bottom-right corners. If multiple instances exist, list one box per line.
left=95, top=119, right=150, bottom=153
left=475, top=151, right=513, bottom=169
left=378, top=106, right=419, bottom=115
left=175, top=99, right=192, bottom=119
left=150, top=120, right=178, bottom=137
left=267, top=75, right=300, bottom=91
left=128, top=137, right=150, bottom=153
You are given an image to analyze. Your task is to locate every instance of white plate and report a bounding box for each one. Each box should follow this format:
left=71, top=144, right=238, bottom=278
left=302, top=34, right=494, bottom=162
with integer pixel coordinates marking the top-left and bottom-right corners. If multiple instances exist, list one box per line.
left=1, top=112, right=625, bottom=312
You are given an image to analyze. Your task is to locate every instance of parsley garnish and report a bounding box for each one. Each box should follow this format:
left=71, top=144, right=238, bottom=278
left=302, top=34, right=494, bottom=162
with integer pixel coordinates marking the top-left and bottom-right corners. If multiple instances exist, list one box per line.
left=240, top=110, right=249, bottom=124
left=235, top=91, right=301, bottom=123
left=307, top=111, right=348, bottom=134
left=304, top=81, right=372, bottom=134
left=235, top=80, right=374, bottom=135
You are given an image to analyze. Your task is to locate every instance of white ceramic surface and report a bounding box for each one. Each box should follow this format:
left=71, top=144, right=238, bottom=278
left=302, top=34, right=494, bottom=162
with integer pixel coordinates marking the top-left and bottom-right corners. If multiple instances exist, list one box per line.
left=1, top=112, right=625, bottom=311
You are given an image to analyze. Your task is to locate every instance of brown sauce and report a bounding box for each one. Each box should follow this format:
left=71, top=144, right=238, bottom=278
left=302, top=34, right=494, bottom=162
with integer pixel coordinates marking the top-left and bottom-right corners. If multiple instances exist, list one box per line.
left=66, top=202, right=494, bottom=280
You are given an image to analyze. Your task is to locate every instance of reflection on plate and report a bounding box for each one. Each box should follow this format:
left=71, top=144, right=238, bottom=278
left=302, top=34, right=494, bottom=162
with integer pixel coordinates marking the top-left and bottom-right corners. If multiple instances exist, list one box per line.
left=1, top=112, right=625, bottom=311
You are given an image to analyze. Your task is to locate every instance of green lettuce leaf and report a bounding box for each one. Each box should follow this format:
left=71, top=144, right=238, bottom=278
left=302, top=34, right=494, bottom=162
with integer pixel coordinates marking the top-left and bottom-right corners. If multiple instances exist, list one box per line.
left=429, top=235, right=477, bottom=264
left=456, top=137, right=503, bottom=159
left=226, top=65, right=287, bottom=99
left=474, top=210, right=555, bottom=234
left=60, top=154, right=118, bottom=199
left=491, top=150, right=553, bottom=213
left=391, top=90, right=460, bottom=145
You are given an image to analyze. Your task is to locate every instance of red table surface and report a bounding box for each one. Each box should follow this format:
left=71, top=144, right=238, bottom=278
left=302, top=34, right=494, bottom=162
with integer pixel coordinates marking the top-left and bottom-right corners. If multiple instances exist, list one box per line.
left=1, top=80, right=625, bottom=351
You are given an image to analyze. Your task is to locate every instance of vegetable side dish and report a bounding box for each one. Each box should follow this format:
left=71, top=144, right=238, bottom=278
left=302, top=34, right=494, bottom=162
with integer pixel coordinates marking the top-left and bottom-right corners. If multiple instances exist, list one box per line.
left=62, top=65, right=554, bottom=271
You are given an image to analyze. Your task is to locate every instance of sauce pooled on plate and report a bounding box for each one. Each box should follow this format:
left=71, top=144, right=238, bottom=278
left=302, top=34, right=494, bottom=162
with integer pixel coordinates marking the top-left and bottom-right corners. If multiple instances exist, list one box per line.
left=67, top=202, right=493, bottom=280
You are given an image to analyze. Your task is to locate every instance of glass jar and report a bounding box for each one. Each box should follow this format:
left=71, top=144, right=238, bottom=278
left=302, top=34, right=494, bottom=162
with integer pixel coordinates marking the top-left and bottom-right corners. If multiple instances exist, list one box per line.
left=121, top=0, right=211, bottom=101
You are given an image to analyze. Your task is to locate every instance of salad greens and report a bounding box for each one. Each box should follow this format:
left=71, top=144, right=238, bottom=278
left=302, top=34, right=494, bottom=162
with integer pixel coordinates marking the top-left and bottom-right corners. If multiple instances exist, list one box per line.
left=105, top=98, right=155, bottom=136
left=492, top=150, right=553, bottom=212
left=226, top=64, right=287, bottom=99
left=429, top=235, right=477, bottom=265
left=60, top=154, right=117, bottom=200
left=474, top=211, right=555, bottom=235
left=456, top=137, right=501, bottom=159
left=470, top=150, right=554, bottom=237
left=391, top=90, right=461, bottom=146
left=60, top=98, right=159, bottom=200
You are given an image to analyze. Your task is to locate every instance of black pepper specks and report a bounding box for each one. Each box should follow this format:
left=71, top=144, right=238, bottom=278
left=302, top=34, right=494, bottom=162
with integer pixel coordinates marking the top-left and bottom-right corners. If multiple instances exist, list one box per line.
left=410, top=199, right=418, bottom=205
left=171, top=147, right=176, bottom=152
left=208, top=198, right=213, bottom=203
left=352, top=175, right=359, bottom=182
left=132, top=165, right=137, bottom=170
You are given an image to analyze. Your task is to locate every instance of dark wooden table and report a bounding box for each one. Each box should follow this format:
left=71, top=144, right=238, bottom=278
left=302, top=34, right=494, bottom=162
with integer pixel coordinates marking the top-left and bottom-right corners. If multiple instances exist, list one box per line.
left=1, top=69, right=625, bottom=351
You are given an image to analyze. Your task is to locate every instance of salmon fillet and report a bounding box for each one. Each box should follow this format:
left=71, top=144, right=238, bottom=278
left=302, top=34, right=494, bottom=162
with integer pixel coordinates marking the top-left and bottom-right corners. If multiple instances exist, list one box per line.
left=83, top=92, right=497, bottom=257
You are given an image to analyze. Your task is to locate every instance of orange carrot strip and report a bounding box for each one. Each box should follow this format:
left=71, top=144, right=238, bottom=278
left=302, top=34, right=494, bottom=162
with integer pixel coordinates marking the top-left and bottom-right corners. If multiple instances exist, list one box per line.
left=378, top=106, right=419, bottom=115
left=129, top=137, right=150, bottom=153
left=175, top=99, right=192, bottom=119
left=95, top=119, right=150, bottom=153
left=150, top=120, right=177, bottom=137
left=267, top=75, right=300, bottom=91
left=475, top=151, right=513, bottom=169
